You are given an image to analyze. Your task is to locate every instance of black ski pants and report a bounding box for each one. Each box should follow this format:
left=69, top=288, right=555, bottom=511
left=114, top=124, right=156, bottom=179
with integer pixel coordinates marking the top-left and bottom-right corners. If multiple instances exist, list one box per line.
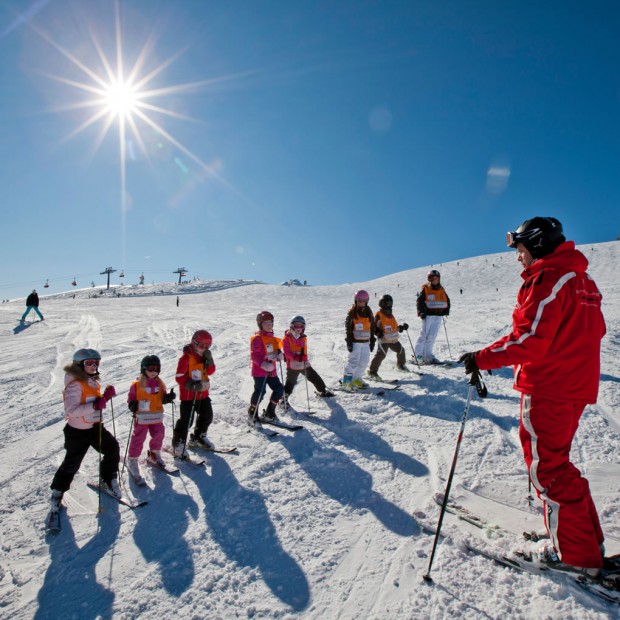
left=369, top=341, right=406, bottom=373
left=284, top=366, right=327, bottom=396
left=173, top=397, right=214, bottom=444
left=50, top=423, right=120, bottom=492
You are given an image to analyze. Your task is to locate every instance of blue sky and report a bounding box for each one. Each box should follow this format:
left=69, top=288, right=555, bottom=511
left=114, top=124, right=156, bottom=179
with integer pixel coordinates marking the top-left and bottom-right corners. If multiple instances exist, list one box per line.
left=1, top=0, right=619, bottom=300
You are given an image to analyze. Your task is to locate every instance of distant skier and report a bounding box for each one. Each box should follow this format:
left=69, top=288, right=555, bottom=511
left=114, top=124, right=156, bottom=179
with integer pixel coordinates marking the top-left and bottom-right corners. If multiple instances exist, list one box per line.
left=248, top=311, right=284, bottom=425
left=367, top=294, right=409, bottom=380
left=21, top=289, right=44, bottom=322
left=49, top=349, right=120, bottom=513
left=126, top=355, right=176, bottom=482
left=459, top=217, right=607, bottom=576
left=342, top=290, right=376, bottom=389
left=414, top=271, right=450, bottom=364
left=176, top=296, right=179, bottom=307
left=282, top=315, right=334, bottom=404
left=172, top=330, right=216, bottom=457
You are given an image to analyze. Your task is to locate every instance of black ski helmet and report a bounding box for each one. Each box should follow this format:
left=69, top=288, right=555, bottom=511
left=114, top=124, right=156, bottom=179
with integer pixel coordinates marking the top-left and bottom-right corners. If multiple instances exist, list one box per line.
left=378, top=294, right=393, bottom=309
left=508, top=217, right=565, bottom=259
left=427, top=270, right=440, bottom=280
left=141, top=354, right=161, bottom=374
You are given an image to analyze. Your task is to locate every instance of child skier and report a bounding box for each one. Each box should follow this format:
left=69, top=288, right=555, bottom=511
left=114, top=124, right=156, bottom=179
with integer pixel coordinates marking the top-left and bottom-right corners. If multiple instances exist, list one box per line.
left=126, top=355, right=176, bottom=482
left=367, top=294, right=410, bottom=380
left=248, top=311, right=285, bottom=425
left=415, top=270, right=451, bottom=363
left=342, top=290, right=376, bottom=389
left=172, top=330, right=216, bottom=457
left=49, top=348, right=120, bottom=512
left=282, top=315, right=334, bottom=403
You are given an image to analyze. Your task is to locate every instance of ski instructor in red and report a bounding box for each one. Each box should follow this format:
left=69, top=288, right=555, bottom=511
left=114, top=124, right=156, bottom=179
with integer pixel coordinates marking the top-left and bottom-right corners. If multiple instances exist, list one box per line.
left=459, top=217, right=606, bottom=574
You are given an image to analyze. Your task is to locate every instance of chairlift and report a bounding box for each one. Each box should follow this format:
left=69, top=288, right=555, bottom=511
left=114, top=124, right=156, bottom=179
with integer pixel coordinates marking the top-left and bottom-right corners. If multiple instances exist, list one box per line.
left=119, top=270, right=125, bottom=278
left=44, top=279, right=49, bottom=288
left=72, top=277, right=77, bottom=286
left=181, top=272, right=187, bottom=277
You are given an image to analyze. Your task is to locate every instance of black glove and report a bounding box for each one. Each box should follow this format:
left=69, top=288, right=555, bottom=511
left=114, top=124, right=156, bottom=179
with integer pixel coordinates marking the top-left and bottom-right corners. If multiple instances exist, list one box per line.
left=346, top=339, right=353, bottom=353
left=419, top=313, right=426, bottom=320
left=370, top=338, right=376, bottom=352
left=376, top=328, right=384, bottom=339
left=128, top=400, right=138, bottom=413
left=162, top=388, right=176, bottom=404
left=203, top=349, right=214, bottom=367
left=458, top=352, right=481, bottom=384
left=398, top=323, right=409, bottom=332
left=186, top=379, right=203, bottom=392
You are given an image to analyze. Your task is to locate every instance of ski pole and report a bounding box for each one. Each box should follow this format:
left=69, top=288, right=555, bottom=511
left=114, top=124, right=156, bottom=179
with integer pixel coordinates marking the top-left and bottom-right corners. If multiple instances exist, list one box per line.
left=120, top=410, right=135, bottom=481
left=254, top=374, right=269, bottom=423
left=527, top=475, right=535, bottom=505
left=423, top=382, right=476, bottom=583
left=278, top=360, right=288, bottom=410
left=442, top=317, right=452, bottom=360
left=109, top=395, right=117, bottom=438
left=97, top=419, right=103, bottom=514
left=182, top=393, right=198, bottom=453
left=405, top=329, right=421, bottom=369
left=423, top=372, right=488, bottom=582
left=304, top=371, right=311, bottom=412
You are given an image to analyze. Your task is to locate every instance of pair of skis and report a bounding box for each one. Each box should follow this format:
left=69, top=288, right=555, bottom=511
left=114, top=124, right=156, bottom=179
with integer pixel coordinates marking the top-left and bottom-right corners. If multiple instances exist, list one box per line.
left=334, top=380, right=401, bottom=397
left=248, top=415, right=305, bottom=437
left=412, top=358, right=455, bottom=368
left=45, top=478, right=150, bottom=533
left=422, top=497, right=620, bottom=606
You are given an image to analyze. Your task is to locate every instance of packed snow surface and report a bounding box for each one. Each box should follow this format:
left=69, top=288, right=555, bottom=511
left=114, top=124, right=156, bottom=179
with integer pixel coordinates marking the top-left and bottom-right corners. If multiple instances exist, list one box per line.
left=1, top=243, right=619, bottom=619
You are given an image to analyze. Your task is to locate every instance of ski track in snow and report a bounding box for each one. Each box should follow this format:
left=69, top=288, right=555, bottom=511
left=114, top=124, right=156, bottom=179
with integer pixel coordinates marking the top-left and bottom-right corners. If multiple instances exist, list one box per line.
left=0, top=243, right=619, bottom=619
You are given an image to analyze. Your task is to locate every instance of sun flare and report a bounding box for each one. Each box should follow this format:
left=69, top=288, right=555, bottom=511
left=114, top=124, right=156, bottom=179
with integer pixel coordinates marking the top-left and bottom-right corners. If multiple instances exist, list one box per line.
left=103, top=81, right=139, bottom=118
left=25, top=0, right=255, bottom=267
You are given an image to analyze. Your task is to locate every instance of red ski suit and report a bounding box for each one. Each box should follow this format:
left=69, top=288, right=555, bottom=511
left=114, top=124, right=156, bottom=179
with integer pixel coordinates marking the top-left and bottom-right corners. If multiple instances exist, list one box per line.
left=475, top=241, right=606, bottom=568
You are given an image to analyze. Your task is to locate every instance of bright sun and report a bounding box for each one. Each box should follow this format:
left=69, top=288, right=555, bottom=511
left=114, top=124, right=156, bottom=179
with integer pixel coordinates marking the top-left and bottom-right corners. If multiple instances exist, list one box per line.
left=104, top=81, right=139, bottom=117
left=30, top=0, right=254, bottom=267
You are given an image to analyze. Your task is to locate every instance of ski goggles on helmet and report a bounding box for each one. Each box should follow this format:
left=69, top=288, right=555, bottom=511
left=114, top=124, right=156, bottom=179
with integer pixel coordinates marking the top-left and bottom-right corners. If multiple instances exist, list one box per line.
left=83, top=360, right=100, bottom=368
left=145, top=365, right=160, bottom=372
left=292, top=322, right=305, bottom=330
left=507, top=228, right=540, bottom=249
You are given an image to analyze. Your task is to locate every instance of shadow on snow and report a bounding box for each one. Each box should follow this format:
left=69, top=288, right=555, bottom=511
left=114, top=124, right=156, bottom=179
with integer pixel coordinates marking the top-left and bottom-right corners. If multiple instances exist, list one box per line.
left=281, top=430, right=419, bottom=538
left=36, top=505, right=121, bottom=619
left=195, top=455, right=310, bottom=612
left=131, top=466, right=199, bottom=597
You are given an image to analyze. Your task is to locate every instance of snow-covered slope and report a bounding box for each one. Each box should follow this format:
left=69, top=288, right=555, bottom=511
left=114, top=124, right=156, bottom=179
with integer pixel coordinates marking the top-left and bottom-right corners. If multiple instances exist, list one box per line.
left=1, top=242, right=619, bottom=619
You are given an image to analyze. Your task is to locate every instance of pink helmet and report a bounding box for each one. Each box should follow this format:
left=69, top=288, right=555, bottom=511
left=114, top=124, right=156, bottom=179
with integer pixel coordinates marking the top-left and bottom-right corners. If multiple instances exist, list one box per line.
left=354, top=289, right=369, bottom=301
